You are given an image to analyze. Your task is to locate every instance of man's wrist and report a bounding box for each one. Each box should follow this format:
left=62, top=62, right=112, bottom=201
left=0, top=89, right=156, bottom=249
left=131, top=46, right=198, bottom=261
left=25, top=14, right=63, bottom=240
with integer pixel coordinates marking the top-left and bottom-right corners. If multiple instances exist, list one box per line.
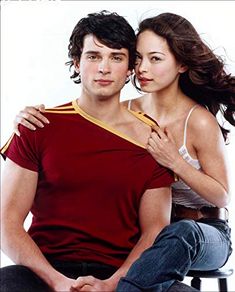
left=104, top=277, right=120, bottom=291
left=44, top=270, right=67, bottom=290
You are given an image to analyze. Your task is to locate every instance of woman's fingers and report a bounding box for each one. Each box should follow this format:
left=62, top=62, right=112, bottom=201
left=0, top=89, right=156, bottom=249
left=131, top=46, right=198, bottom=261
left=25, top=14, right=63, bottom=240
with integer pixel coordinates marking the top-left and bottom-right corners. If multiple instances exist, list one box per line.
left=13, top=104, right=49, bottom=135
left=35, top=104, right=46, bottom=112
left=23, top=105, right=49, bottom=124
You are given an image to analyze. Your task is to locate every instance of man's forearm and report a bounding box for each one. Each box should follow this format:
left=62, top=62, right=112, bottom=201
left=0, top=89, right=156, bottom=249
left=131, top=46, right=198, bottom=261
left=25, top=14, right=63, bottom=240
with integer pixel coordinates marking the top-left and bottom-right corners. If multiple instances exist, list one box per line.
left=2, top=224, right=68, bottom=289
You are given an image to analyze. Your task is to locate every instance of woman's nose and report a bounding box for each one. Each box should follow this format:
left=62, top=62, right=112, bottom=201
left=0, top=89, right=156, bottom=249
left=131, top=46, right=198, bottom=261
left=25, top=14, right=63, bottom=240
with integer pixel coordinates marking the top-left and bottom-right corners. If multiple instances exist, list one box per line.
left=136, top=57, right=148, bottom=73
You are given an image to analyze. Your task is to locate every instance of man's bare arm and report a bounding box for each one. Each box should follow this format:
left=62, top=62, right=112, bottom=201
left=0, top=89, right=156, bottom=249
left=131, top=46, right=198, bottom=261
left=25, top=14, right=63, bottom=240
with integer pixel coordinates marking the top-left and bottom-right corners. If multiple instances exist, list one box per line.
left=1, top=159, right=76, bottom=291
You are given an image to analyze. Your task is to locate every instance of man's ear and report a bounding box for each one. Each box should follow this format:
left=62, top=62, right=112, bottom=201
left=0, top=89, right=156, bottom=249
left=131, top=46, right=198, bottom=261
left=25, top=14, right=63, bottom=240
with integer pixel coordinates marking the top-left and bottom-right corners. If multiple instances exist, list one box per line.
left=179, top=64, right=188, bottom=74
left=73, top=59, right=80, bottom=73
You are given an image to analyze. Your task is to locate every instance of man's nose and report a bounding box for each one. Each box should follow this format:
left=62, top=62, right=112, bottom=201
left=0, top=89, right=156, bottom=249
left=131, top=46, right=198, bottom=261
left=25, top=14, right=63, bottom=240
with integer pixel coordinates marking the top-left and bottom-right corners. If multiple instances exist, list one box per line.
left=98, top=59, right=111, bottom=74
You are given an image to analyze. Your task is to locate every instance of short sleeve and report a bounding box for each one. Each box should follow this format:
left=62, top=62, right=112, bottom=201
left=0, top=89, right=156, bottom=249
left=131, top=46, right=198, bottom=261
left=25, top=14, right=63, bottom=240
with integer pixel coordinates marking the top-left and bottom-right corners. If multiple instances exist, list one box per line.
left=1, top=126, right=39, bottom=172
left=146, top=163, right=174, bottom=189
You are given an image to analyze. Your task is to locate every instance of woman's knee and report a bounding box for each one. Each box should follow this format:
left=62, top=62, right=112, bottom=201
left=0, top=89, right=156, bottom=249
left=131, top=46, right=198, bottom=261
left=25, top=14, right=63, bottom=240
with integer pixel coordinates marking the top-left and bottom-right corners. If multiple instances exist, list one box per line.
left=154, top=220, right=199, bottom=245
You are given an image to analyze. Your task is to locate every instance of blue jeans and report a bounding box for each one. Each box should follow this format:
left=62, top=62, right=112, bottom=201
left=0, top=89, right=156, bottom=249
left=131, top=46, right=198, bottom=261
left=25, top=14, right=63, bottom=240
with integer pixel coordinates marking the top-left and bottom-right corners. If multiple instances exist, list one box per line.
left=117, top=219, right=232, bottom=292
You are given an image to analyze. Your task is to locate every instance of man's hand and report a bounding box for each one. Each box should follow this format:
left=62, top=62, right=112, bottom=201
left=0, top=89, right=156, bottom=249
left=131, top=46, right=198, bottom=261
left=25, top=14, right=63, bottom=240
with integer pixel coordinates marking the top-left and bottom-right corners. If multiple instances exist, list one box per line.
left=13, top=104, right=49, bottom=136
left=50, top=276, right=78, bottom=292
left=70, top=276, right=115, bottom=292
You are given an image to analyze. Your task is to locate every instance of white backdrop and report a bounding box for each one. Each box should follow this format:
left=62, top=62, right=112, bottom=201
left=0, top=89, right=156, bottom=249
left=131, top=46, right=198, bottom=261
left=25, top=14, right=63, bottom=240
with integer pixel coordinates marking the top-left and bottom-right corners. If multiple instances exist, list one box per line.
left=1, top=1, right=235, bottom=291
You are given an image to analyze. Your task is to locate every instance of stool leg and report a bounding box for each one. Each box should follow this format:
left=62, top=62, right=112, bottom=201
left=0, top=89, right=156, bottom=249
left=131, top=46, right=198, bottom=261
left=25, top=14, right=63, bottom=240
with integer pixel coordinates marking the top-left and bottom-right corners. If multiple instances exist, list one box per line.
left=191, top=277, right=201, bottom=290
left=218, top=278, right=227, bottom=292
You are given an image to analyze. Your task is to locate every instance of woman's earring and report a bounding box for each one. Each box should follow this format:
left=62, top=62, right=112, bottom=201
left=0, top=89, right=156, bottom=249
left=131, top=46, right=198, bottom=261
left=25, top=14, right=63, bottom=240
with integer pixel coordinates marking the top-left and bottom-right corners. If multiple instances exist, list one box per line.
left=125, top=76, right=130, bottom=84
left=77, top=72, right=81, bottom=83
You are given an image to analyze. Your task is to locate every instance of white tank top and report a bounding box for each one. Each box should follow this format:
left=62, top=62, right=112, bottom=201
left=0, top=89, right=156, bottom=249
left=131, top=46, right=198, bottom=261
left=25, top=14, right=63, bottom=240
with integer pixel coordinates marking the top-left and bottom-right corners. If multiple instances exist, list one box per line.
left=127, top=100, right=215, bottom=209
left=171, top=105, right=214, bottom=208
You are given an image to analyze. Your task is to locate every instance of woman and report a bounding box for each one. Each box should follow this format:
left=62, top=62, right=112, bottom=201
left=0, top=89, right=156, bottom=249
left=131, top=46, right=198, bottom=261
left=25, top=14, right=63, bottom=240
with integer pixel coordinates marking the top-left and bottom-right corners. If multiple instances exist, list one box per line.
left=12, top=13, right=234, bottom=291
left=117, top=13, right=234, bottom=291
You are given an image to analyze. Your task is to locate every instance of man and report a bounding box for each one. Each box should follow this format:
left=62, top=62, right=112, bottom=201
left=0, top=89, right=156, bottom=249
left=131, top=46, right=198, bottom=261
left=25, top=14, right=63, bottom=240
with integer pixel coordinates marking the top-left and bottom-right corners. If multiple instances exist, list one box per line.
left=1, top=11, right=174, bottom=292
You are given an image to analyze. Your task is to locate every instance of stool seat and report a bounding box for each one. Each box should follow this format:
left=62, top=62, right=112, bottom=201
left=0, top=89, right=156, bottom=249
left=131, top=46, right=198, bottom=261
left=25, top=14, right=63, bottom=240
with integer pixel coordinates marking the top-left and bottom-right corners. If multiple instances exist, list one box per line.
left=187, top=268, right=233, bottom=278
left=186, top=268, right=233, bottom=291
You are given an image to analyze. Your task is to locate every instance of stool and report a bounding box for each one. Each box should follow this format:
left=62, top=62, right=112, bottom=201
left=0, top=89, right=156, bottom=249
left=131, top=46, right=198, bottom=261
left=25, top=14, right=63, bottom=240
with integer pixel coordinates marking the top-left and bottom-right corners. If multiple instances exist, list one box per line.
left=186, top=268, right=233, bottom=291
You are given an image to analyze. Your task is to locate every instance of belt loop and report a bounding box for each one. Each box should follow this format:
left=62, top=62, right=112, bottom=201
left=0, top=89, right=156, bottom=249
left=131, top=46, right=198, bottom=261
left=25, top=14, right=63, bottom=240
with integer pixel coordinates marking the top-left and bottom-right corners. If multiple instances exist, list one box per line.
left=171, top=203, right=177, bottom=221
left=81, top=262, right=88, bottom=275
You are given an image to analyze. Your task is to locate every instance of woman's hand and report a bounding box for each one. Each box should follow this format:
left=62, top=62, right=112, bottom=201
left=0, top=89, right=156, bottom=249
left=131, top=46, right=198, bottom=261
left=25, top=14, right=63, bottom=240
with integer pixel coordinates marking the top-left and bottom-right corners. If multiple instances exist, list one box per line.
left=13, top=104, right=49, bottom=136
left=147, top=125, right=182, bottom=170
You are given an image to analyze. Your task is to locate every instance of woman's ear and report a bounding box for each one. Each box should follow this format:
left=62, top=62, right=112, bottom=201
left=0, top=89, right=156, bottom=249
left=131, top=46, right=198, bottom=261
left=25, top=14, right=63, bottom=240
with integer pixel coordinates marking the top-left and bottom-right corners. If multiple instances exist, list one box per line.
left=179, top=64, right=188, bottom=74
left=73, top=59, right=80, bottom=73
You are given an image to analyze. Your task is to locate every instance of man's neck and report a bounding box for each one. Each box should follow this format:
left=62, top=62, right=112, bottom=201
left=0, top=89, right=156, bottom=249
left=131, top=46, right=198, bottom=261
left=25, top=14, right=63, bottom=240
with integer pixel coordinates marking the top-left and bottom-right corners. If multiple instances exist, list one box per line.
left=76, top=94, right=125, bottom=125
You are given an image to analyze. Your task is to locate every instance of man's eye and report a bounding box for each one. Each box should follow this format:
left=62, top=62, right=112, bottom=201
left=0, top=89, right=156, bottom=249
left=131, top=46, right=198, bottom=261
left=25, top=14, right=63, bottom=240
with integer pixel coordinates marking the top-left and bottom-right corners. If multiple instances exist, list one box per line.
left=87, top=55, right=98, bottom=60
left=112, top=56, right=122, bottom=62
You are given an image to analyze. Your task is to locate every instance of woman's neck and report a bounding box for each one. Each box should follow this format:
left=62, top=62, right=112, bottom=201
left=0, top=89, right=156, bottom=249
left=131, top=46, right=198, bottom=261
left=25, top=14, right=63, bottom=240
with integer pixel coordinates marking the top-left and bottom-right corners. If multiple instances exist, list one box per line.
left=139, top=88, right=194, bottom=126
left=146, top=87, right=181, bottom=113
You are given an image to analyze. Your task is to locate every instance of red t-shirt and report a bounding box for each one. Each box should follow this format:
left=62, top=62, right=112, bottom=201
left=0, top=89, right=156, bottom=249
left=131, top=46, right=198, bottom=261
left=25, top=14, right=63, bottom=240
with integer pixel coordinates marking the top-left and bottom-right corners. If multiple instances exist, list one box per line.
left=1, top=100, right=174, bottom=268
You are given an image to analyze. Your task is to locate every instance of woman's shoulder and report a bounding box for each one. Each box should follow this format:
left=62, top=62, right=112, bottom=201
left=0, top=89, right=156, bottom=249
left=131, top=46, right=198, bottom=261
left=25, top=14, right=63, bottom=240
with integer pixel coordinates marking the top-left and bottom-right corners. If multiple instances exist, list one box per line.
left=191, top=105, right=218, bottom=125
left=121, top=95, right=146, bottom=111
left=188, top=105, right=221, bottom=138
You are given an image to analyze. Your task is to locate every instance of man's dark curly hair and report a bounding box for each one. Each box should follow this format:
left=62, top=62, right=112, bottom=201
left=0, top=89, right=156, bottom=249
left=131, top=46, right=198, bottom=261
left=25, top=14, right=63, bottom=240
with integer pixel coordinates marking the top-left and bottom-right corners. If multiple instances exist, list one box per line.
left=66, top=10, right=136, bottom=84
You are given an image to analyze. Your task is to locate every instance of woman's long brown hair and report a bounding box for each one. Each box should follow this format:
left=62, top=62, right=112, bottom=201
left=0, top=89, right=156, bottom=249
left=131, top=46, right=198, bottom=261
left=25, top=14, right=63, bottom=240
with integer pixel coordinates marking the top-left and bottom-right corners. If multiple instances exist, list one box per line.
left=134, top=13, right=235, bottom=142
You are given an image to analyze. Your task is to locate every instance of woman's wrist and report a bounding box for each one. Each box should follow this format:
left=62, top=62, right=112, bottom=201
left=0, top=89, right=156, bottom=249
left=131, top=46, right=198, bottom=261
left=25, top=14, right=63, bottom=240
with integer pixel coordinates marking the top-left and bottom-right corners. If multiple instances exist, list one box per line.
left=171, top=155, right=186, bottom=175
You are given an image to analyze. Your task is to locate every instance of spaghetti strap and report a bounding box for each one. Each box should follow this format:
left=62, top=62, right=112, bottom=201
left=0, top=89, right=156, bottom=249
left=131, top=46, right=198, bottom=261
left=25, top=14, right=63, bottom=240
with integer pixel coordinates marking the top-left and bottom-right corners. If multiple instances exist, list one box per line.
left=127, top=99, right=132, bottom=110
left=182, top=105, right=198, bottom=146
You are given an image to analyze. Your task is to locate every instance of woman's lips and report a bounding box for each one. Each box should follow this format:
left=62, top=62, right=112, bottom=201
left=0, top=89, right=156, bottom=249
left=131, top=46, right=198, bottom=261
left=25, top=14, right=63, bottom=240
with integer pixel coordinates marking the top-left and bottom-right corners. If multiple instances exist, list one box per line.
left=138, top=77, right=153, bottom=86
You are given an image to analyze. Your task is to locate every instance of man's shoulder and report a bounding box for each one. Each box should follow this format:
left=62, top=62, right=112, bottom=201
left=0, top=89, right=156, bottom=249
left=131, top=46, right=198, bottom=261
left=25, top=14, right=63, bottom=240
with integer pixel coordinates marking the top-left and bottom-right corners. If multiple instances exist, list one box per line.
left=44, top=100, right=76, bottom=116
left=129, top=110, right=159, bottom=127
left=15, top=100, right=78, bottom=139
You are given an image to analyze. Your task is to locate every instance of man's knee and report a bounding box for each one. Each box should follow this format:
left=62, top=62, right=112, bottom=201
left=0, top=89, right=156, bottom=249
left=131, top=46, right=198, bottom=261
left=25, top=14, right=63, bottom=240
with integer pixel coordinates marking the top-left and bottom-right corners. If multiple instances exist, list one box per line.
left=1, top=265, right=51, bottom=292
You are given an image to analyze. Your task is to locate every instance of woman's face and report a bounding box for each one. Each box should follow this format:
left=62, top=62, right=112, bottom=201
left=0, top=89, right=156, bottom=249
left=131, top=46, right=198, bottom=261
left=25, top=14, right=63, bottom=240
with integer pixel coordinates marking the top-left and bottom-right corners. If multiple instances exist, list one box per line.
left=135, top=30, right=185, bottom=93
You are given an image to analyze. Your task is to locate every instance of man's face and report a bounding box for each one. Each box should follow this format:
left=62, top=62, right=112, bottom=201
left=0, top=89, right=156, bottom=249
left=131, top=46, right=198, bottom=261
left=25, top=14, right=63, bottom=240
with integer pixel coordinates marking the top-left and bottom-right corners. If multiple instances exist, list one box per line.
left=75, top=34, right=131, bottom=100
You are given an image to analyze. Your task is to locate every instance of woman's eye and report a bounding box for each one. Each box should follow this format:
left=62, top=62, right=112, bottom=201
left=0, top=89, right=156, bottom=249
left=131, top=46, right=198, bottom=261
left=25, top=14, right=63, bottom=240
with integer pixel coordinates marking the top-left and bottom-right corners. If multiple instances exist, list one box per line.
left=135, top=55, right=141, bottom=64
left=151, top=56, right=161, bottom=62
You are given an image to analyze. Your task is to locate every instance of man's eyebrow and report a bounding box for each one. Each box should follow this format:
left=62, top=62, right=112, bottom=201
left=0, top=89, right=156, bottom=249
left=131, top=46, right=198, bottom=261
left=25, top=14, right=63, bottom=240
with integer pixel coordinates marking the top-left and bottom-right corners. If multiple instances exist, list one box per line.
left=84, top=50, right=99, bottom=55
left=111, top=52, right=127, bottom=56
left=84, top=51, right=127, bottom=57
